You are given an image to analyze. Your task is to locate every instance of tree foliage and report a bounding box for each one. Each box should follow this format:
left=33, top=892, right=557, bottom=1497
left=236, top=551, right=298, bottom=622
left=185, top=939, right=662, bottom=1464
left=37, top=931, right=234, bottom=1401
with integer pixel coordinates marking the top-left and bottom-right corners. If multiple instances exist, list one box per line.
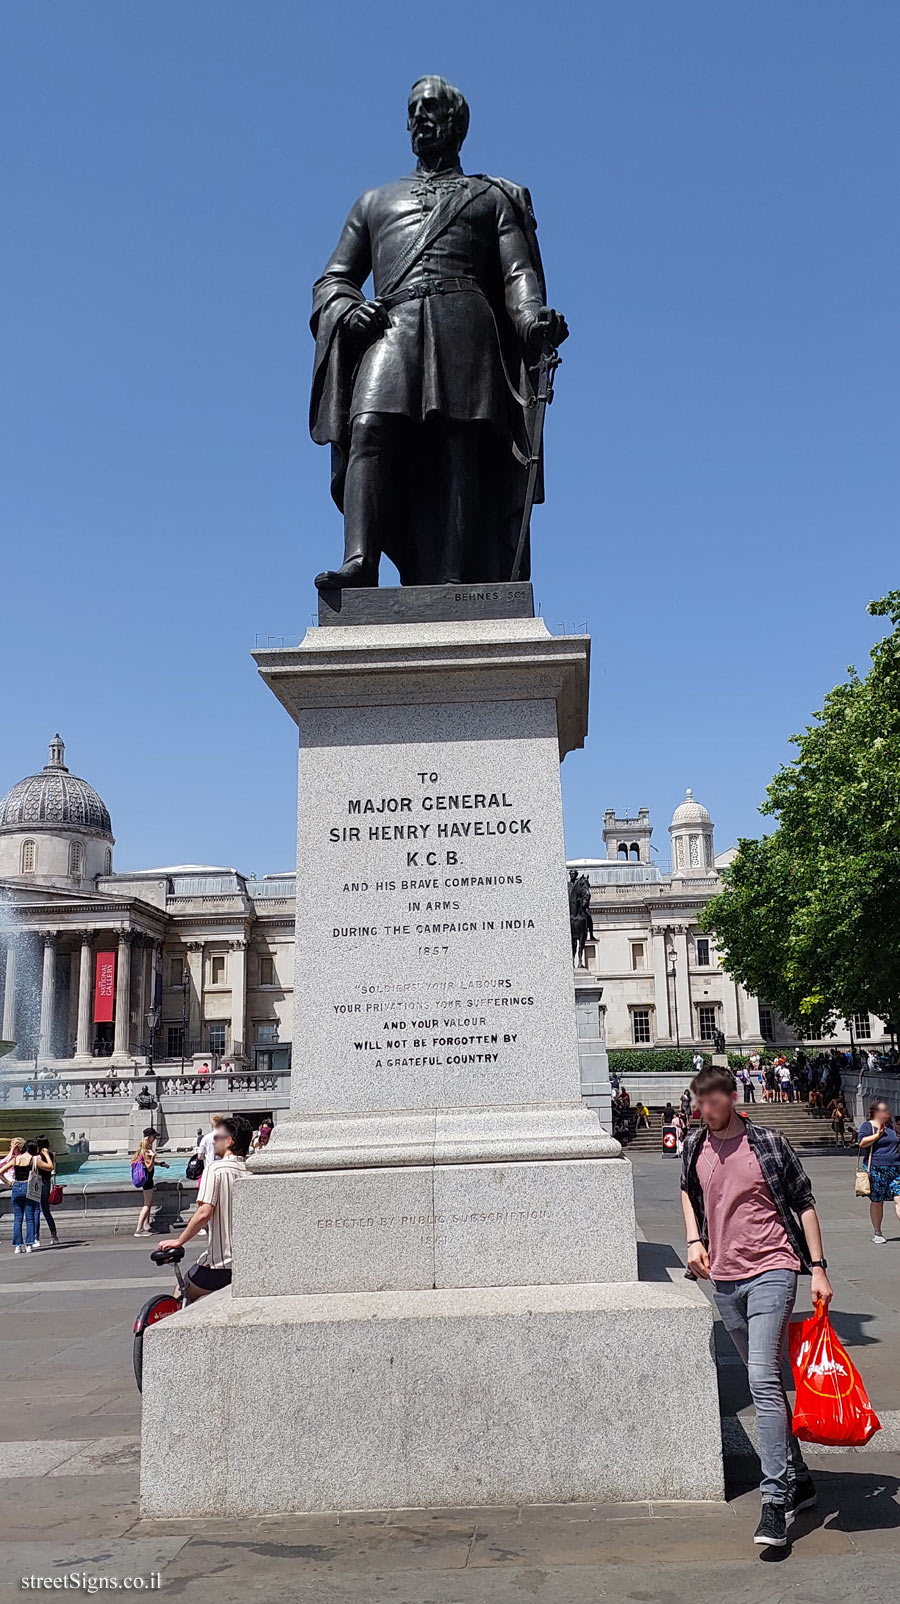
left=701, top=593, right=900, bottom=1034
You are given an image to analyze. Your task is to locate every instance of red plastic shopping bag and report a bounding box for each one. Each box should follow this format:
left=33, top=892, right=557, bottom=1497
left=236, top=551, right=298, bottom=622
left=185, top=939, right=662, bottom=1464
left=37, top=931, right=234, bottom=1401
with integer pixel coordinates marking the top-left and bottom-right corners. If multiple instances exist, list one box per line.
left=788, top=1300, right=881, bottom=1447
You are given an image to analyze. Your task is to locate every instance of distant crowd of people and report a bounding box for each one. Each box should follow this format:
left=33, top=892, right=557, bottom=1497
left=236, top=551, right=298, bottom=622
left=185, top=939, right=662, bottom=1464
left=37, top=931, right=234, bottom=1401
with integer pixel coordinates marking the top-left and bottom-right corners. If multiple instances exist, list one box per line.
left=609, top=1046, right=895, bottom=1155
left=733, top=1048, right=855, bottom=1108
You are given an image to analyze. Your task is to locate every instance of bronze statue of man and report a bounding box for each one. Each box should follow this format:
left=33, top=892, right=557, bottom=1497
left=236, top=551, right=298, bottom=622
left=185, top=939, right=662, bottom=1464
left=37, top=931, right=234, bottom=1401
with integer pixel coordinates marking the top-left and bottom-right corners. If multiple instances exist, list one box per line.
left=568, top=867, right=594, bottom=967
left=310, top=76, right=568, bottom=591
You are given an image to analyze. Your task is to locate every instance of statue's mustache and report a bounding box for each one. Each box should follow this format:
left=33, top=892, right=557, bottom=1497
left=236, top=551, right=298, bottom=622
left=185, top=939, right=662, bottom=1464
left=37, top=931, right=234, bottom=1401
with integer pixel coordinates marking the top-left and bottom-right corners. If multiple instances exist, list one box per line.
left=410, top=118, right=449, bottom=141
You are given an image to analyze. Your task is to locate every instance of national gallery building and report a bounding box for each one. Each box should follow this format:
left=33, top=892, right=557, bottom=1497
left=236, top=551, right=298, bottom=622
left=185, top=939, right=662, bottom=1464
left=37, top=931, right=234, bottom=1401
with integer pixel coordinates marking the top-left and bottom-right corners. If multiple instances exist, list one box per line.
left=0, top=738, right=888, bottom=1074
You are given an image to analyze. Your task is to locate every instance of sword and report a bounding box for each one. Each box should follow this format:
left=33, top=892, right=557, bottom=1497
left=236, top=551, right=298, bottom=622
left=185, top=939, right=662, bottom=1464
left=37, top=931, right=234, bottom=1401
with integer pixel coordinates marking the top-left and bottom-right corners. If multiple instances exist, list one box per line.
left=510, top=342, right=561, bottom=583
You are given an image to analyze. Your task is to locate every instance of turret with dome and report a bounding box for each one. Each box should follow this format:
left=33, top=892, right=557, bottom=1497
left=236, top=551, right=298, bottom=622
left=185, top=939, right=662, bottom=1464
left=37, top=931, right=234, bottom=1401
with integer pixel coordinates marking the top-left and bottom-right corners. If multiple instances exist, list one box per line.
left=669, top=787, right=715, bottom=878
left=0, top=737, right=114, bottom=888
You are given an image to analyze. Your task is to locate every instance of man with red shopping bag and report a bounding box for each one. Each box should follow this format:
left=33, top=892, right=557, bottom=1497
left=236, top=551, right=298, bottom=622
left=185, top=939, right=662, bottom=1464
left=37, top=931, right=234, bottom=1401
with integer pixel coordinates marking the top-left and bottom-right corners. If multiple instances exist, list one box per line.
left=680, top=1066, right=833, bottom=1551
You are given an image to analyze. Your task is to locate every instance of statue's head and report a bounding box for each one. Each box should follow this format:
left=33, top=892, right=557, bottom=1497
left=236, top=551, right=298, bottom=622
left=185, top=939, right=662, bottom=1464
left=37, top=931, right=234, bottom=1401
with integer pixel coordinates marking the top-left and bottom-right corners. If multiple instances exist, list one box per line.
left=568, top=867, right=578, bottom=881
left=408, top=76, right=469, bottom=162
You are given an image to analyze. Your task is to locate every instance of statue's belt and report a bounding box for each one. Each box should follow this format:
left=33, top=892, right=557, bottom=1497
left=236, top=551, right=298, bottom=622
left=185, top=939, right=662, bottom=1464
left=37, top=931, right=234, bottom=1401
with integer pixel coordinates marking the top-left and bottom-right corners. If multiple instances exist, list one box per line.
left=377, top=275, right=484, bottom=309
left=375, top=274, right=532, bottom=419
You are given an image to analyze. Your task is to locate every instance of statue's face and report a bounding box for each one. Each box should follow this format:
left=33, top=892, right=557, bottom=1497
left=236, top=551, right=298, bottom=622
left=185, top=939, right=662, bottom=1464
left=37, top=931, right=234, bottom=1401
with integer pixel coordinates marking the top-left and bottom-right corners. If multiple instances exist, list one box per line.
left=408, top=79, right=459, bottom=160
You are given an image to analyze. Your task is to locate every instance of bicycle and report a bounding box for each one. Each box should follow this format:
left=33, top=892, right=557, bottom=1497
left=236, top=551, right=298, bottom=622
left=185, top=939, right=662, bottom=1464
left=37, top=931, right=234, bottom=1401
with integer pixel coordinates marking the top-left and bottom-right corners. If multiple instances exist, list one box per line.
left=132, top=1245, right=187, bottom=1391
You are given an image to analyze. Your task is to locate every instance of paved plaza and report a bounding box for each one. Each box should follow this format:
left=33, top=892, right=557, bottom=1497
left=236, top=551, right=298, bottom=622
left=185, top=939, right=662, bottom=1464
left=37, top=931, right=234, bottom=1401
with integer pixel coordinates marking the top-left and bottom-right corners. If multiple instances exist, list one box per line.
left=0, top=1150, right=897, bottom=1601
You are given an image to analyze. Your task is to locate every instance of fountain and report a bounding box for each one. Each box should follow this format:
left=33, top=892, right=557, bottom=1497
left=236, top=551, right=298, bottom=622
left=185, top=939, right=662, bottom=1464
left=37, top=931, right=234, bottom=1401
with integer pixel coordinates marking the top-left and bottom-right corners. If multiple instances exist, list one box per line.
left=0, top=887, right=41, bottom=1063
left=0, top=889, right=87, bottom=1173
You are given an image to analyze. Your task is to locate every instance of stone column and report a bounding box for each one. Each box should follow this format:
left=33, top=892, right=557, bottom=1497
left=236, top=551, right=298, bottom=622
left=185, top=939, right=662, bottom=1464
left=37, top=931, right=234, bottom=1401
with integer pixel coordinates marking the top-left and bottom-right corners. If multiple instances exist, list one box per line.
left=38, top=932, right=58, bottom=1063
left=75, top=933, right=94, bottom=1063
left=673, top=926, right=692, bottom=1046
left=2, top=940, right=17, bottom=1047
left=150, top=940, right=162, bottom=1009
left=721, top=977, right=740, bottom=1045
left=650, top=926, right=672, bottom=1043
left=229, top=938, right=247, bottom=1064
left=148, top=940, right=162, bottom=1060
left=186, top=942, right=203, bottom=1057
left=112, top=930, right=133, bottom=1062
left=134, top=940, right=151, bottom=1062
left=65, top=949, right=80, bottom=1056
left=575, top=976, right=612, bottom=1131
left=740, top=986, right=764, bottom=1044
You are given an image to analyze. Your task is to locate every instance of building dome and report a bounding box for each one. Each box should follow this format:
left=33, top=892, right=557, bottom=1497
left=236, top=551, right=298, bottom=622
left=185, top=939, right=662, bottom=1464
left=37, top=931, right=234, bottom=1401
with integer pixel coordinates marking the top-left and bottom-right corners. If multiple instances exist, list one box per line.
left=670, top=788, right=712, bottom=828
left=669, top=788, right=715, bottom=878
left=0, top=737, right=112, bottom=840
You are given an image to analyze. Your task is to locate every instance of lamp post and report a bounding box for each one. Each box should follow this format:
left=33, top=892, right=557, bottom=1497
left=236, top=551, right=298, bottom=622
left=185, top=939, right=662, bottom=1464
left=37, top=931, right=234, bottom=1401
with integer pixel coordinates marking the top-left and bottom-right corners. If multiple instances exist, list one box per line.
left=146, top=1005, right=160, bottom=1075
left=849, top=1014, right=865, bottom=1126
left=668, top=946, right=680, bottom=1048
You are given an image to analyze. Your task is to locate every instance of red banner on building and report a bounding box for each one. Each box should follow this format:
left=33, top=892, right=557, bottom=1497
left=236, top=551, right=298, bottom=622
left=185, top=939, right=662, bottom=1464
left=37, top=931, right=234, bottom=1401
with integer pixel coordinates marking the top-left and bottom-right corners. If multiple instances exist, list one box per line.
left=94, top=951, right=116, bottom=1023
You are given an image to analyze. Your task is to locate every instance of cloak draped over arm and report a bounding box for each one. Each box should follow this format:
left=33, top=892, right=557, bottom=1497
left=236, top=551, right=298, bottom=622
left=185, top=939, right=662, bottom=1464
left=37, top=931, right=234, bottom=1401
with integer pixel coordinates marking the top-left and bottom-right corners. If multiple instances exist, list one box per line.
left=309, top=196, right=372, bottom=508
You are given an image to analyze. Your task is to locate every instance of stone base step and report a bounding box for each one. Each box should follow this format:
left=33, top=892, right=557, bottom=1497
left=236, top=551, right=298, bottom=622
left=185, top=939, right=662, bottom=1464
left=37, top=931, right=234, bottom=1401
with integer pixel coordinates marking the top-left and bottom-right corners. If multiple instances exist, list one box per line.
left=140, top=1277, right=724, bottom=1516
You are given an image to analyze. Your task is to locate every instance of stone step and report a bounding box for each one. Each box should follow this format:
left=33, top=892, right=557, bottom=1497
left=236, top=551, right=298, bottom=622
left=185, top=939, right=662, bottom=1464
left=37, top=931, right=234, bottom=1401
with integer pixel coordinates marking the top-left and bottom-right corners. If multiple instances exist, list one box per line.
left=622, top=1103, right=847, bottom=1151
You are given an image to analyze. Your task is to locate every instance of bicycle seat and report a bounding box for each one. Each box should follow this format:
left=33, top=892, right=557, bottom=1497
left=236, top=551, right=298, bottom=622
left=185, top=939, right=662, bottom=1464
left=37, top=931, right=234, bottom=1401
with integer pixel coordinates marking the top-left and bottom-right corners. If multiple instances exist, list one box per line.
left=150, top=1246, right=185, bottom=1265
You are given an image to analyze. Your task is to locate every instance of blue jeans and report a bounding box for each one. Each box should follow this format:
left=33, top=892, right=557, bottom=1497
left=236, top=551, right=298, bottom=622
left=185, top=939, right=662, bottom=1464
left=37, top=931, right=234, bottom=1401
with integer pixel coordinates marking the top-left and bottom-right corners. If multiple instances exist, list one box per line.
left=38, top=1180, right=57, bottom=1240
left=714, top=1268, right=809, bottom=1503
left=11, top=1182, right=40, bottom=1248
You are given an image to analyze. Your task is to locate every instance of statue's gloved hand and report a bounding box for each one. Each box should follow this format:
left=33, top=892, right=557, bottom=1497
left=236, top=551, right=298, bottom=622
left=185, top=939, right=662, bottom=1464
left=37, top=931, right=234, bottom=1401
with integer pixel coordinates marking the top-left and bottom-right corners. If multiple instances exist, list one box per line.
left=521, top=306, right=569, bottom=355
left=344, top=300, right=389, bottom=344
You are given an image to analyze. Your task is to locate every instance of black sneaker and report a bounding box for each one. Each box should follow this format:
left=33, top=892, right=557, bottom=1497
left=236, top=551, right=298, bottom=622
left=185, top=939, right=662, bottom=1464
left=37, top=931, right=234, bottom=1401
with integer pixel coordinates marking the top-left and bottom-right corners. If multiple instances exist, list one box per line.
left=787, top=1475, right=817, bottom=1522
left=754, top=1503, right=788, bottom=1548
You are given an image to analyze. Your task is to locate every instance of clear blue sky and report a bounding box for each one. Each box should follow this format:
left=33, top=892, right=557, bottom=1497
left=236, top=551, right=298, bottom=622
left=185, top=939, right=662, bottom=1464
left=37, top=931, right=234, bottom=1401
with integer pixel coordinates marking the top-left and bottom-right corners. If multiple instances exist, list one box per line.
left=1, top=2, right=897, bottom=874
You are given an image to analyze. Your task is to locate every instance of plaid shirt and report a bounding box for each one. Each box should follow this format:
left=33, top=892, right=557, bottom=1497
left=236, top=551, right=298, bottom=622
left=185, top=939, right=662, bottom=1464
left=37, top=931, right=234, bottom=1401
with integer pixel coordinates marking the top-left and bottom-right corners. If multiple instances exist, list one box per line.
left=680, top=1121, right=816, bottom=1274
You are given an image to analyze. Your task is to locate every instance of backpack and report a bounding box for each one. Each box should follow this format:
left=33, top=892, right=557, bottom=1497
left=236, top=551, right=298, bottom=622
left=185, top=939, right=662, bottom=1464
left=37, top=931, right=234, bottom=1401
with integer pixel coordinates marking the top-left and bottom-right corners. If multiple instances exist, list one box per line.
left=185, top=1154, right=203, bottom=1182
left=131, top=1156, right=147, bottom=1188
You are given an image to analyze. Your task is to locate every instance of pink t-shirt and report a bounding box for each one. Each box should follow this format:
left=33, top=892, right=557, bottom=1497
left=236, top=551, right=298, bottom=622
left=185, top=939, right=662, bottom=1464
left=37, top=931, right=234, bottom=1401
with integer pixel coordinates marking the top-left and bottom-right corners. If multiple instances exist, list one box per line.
left=697, top=1127, right=800, bottom=1281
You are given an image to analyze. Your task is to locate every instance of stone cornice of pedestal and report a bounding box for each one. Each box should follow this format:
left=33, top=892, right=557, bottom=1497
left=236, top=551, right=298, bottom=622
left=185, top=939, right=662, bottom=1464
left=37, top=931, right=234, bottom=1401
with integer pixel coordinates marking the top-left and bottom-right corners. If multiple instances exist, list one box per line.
left=253, top=618, right=590, bottom=760
left=246, top=1103, right=621, bottom=1173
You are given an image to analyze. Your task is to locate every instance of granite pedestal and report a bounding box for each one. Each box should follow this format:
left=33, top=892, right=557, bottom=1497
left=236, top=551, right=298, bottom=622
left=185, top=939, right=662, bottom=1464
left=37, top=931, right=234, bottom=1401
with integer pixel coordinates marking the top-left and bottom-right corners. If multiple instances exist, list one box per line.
left=141, top=1281, right=721, bottom=1516
left=140, top=594, right=723, bottom=1514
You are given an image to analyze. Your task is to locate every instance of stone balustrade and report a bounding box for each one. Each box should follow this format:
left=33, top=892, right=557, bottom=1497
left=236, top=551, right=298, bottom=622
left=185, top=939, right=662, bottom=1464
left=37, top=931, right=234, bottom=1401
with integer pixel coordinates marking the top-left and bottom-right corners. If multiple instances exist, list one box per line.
left=0, top=1068, right=291, bottom=1107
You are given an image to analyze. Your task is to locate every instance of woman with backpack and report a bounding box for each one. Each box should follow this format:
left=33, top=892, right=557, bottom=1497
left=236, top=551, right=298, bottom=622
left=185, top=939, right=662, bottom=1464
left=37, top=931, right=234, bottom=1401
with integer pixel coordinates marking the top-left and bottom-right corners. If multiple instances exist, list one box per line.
left=9, top=1140, right=52, bottom=1254
left=132, top=1128, right=168, bottom=1238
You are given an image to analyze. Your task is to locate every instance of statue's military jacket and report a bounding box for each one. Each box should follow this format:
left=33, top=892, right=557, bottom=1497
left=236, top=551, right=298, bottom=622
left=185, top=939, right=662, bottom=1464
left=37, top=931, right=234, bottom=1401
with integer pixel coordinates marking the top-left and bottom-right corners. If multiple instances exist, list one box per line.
left=310, top=165, right=547, bottom=513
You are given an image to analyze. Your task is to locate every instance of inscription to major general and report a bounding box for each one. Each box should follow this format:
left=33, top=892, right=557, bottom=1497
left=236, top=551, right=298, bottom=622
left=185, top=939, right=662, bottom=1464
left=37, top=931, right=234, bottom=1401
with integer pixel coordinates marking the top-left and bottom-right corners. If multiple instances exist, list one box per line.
left=329, top=785, right=531, bottom=860
left=293, top=737, right=573, bottom=1114
left=324, top=777, right=535, bottom=968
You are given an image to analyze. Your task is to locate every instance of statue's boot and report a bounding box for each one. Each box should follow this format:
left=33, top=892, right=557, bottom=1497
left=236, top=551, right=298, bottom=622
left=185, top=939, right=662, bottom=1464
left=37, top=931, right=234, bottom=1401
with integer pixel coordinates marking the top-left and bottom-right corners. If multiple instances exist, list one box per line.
left=314, top=554, right=379, bottom=591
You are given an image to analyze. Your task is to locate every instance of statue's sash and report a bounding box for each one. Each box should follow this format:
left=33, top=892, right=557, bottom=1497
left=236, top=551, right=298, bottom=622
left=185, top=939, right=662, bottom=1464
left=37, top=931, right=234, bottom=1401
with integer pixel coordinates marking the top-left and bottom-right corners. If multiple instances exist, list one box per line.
left=377, top=179, right=491, bottom=300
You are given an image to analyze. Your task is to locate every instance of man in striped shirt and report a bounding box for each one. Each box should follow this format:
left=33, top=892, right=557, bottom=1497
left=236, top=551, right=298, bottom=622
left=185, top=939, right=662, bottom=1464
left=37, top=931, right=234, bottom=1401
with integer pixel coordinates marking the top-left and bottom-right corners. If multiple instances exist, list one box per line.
left=159, top=1114, right=252, bottom=1299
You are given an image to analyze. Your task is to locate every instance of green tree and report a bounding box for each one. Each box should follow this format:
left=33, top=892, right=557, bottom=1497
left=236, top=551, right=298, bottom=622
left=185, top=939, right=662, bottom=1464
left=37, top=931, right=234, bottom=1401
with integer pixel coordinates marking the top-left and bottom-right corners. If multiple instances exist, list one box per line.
left=701, top=592, right=900, bottom=1037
